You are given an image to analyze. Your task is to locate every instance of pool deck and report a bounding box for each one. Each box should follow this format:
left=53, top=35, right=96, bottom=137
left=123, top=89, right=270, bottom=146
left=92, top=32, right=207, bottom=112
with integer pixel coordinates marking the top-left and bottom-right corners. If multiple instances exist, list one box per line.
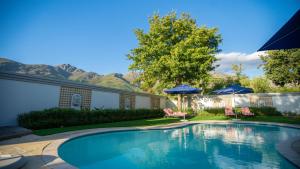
left=0, top=126, right=32, bottom=141
left=0, top=120, right=300, bottom=169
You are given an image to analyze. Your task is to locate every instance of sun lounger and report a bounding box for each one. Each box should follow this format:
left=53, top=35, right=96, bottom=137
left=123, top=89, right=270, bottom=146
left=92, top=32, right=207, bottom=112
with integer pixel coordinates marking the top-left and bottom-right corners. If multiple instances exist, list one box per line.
left=224, top=106, right=235, bottom=116
left=241, top=107, right=254, bottom=116
left=163, top=108, right=187, bottom=119
left=163, top=108, right=174, bottom=117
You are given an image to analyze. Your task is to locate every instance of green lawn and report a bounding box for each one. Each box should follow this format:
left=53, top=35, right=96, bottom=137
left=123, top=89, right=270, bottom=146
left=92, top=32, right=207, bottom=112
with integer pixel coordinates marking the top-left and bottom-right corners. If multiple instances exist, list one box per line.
left=33, top=118, right=181, bottom=136
left=33, top=115, right=300, bottom=136
left=190, top=114, right=300, bottom=124
left=190, top=114, right=230, bottom=121
left=241, top=116, right=300, bottom=124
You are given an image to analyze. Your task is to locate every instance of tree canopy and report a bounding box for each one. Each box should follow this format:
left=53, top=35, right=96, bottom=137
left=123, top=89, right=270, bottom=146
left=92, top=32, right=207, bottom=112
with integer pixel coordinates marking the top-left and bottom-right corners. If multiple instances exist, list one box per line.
left=127, top=12, right=222, bottom=93
left=260, top=49, right=300, bottom=86
left=231, top=64, right=244, bottom=82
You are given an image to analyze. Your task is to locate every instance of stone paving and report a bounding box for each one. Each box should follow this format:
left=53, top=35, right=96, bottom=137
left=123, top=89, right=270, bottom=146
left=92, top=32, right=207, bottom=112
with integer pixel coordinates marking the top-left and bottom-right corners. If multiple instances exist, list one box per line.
left=0, top=134, right=49, bottom=169
left=0, top=126, right=32, bottom=141
left=0, top=121, right=299, bottom=169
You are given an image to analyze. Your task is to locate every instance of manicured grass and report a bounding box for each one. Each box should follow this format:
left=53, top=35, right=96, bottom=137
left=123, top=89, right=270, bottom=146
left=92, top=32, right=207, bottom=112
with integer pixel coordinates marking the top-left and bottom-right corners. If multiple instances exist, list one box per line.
left=190, top=114, right=230, bottom=121
left=241, top=116, right=300, bottom=124
left=190, top=114, right=300, bottom=125
left=33, top=118, right=180, bottom=136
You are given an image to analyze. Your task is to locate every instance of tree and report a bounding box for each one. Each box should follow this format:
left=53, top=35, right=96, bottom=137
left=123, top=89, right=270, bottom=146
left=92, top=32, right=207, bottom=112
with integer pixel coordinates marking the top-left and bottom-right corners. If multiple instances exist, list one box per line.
left=231, top=64, right=243, bottom=82
left=205, top=73, right=238, bottom=94
left=127, top=12, right=222, bottom=93
left=250, top=76, right=271, bottom=93
left=239, top=76, right=251, bottom=88
left=124, top=71, right=141, bottom=87
left=260, top=49, right=300, bottom=86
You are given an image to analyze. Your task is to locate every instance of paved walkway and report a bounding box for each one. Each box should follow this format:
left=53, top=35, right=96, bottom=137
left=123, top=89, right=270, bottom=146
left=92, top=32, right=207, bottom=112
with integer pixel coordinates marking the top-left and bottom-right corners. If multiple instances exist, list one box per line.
left=0, top=126, right=32, bottom=141
left=0, top=134, right=49, bottom=169
left=0, top=121, right=299, bottom=169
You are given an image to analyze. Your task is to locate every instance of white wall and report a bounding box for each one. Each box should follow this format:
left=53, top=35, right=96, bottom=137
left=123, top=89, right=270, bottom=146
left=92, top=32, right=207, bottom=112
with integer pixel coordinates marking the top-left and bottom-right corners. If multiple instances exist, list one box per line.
left=175, top=93, right=300, bottom=114
left=135, top=95, right=151, bottom=109
left=91, top=91, right=119, bottom=109
left=0, top=79, right=60, bottom=126
left=192, top=96, right=215, bottom=109
left=234, top=95, right=250, bottom=107
left=272, top=95, right=300, bottom=113
left=160, top=98, right=166, bottom=109
left=0, top=75, right=166, bottom=126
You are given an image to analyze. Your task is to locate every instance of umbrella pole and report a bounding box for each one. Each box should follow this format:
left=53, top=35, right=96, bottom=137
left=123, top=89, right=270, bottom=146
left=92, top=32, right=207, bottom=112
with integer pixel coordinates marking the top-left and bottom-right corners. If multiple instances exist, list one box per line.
left=233, top=93, right=235, bottom=108
left=233, top=92, right=237, bottom=119
left=178, top=94, right=182, bottom=111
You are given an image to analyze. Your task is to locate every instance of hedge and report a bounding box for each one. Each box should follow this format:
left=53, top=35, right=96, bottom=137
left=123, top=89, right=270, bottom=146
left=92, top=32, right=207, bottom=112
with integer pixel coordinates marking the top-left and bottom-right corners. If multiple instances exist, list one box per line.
left=245, top=107, right=282, bottom=116
left=18, top=108, right=164, bottom=130
left=203, top=107, right=282, bottom=116
left=203, top=108, right=224, bottom=115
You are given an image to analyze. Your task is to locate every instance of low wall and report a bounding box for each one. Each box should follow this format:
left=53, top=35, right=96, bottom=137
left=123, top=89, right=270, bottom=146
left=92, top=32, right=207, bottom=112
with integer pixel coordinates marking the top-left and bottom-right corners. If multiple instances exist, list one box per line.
left=135, top=96, right=151, bottom=109
left=0, top=72, right=166, bottom=126
left=169, top=93, right=300, bottom=114
left=91, top=91, right=119, bottom=109
left=0, top=79, right=60, bottom=126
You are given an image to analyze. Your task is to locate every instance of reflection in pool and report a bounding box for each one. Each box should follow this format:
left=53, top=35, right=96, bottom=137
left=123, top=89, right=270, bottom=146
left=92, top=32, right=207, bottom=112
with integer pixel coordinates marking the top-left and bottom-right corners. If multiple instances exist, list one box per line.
left=58, top=124, right=300, bottom=169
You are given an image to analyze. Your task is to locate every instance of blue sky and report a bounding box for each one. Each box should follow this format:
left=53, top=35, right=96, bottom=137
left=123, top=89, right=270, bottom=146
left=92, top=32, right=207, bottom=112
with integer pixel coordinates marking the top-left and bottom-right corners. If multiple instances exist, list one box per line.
left=0, top=0, right=299, bottom=77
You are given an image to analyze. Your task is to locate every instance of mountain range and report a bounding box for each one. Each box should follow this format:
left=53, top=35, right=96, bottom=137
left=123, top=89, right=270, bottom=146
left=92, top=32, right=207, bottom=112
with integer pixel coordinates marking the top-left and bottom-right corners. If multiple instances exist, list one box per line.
left=0, top=57, right=140, bottom=92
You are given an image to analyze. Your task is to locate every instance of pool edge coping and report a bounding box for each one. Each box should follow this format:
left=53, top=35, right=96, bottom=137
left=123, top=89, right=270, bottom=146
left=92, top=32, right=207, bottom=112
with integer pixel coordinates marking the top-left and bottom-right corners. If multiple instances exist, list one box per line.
left=42, top=120, right=300, bottom=169
left=276, top=136, right=300, bottom=168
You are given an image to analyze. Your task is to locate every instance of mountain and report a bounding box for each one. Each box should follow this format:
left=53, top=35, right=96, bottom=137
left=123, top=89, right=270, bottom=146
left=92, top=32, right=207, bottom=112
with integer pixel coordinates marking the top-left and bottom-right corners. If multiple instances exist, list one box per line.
left=0, top=57, right=141, bottom=92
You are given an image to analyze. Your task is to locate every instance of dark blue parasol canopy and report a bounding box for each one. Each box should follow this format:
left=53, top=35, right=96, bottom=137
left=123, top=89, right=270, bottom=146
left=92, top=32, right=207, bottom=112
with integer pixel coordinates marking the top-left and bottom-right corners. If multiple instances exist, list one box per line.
left=164, top=84, right=201, bottom=94
left=213, top=84, right=253, bottom=95
left=258, top=10, right=300, bottom=51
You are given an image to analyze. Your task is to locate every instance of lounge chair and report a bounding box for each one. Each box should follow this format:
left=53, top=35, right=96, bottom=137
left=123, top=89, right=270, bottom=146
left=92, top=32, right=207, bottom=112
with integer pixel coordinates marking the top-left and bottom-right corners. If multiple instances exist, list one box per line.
left=163, top=108, right=187, bottom=119
left=241, top=107, right=254, bottom=116
left=163, top=108, right=174, bottom=117
left=224, top=106, right=236, bottom=116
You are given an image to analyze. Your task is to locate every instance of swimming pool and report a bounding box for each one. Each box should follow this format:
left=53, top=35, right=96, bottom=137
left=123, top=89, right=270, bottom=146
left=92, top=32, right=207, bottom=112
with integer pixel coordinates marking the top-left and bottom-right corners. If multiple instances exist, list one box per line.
left=58, top=124, right=300, bottom=169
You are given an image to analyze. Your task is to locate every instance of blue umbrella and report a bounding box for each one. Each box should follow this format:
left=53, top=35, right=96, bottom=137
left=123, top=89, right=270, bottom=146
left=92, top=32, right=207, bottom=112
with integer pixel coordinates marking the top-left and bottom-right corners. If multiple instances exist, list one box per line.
left=164, top=84, right=201, bottom=111
left=258, top=10, right=300, bottom=51
left=213, top=84, right=253, bottom=95
left=164, top=84, right=201, bottom=94
left=213, top=84, right=253, bottom=108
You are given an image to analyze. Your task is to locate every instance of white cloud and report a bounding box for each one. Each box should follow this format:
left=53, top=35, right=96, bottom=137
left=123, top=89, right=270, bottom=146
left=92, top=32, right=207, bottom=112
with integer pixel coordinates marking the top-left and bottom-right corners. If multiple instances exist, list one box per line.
left=214, top=51, right=266, bottom=75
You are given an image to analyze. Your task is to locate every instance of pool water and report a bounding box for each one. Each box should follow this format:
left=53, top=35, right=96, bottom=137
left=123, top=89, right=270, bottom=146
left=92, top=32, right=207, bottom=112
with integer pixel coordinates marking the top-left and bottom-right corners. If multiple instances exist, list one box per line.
left=58, top=124, right=300, bottom=169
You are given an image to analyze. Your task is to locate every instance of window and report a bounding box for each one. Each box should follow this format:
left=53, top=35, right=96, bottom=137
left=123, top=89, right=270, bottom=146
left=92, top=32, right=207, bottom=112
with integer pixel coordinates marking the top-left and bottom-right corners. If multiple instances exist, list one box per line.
left=71, top=94, right=82, bottom=110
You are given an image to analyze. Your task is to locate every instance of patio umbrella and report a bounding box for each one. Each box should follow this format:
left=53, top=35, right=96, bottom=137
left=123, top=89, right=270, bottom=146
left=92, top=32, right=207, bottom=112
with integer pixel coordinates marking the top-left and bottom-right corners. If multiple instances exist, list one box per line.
left=213, top=84, right=253, bottom=107
left=258, top=10, right=300, bottom=51
left=164, top=84, right=201, bottom=111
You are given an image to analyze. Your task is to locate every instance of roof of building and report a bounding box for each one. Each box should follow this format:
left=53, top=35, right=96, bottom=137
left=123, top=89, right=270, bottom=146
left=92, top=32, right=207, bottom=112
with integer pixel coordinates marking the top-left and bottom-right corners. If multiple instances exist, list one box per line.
left=0, top=71, right=164, bottom=98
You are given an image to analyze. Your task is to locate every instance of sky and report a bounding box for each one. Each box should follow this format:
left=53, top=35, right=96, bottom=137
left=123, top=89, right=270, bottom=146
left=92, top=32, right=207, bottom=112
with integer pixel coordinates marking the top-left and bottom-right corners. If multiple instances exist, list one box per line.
left=0, top=0, right=299, bottom=78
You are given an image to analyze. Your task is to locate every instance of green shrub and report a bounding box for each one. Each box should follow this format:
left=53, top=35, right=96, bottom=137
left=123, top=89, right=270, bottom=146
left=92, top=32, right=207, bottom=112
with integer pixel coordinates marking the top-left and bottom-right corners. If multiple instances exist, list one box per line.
left=202, top=107, right=282, bottom=116
left=203, top=108, right=224, bottom=115
left=248, top=107, right=281, bottom=116
left=282, top=112, right=299, bottom=117
left=18, top=108, right=164, bottom=130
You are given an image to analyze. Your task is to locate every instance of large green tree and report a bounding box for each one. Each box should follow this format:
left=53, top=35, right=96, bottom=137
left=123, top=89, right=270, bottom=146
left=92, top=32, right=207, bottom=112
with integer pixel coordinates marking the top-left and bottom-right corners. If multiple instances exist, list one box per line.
left=127, top=12, right=222, bottom=93
left=260, top=49, right=300, bottom=86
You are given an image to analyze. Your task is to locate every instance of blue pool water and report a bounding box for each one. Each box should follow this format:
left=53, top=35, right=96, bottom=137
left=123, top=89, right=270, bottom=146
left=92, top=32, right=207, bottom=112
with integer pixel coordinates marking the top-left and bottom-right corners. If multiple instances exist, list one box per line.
left=58, top=124, right=300, bottom=169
